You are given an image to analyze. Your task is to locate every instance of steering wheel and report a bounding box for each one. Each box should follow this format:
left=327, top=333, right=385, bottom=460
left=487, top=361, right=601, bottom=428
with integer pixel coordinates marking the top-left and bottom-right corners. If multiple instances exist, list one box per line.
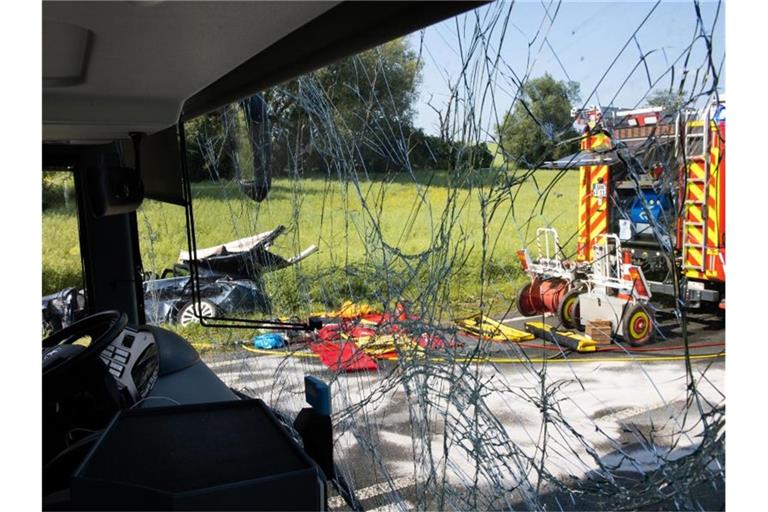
left=43, top=310, right=127, bottom=382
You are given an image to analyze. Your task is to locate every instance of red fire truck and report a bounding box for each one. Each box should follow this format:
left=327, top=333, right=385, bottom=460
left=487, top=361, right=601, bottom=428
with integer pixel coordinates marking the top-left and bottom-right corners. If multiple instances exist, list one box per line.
left=516, top=97, right=725, bottom=345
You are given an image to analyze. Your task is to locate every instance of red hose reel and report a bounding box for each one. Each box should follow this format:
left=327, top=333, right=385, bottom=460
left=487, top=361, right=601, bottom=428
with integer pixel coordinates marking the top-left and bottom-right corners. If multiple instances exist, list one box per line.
left=517, top=277, right=571, bottom=316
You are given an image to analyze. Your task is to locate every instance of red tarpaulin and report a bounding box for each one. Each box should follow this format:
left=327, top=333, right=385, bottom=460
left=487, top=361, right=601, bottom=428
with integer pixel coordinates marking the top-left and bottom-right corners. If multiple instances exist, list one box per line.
left=310, top=341, right=378, bottom=372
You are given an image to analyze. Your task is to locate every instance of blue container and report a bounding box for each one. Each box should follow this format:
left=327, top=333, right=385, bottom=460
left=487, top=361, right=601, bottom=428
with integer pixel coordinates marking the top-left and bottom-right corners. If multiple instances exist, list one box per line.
left=252, top=333, right=286, bottom=349
left=629, top=191, right=670, bottom=225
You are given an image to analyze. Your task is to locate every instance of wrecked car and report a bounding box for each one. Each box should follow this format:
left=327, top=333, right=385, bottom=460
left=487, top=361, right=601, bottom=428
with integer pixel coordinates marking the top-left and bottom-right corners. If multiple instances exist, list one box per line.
left=42, top=287, right=85, bottom=335
left=43, top=226, right=318, bottom=329
left=143, top=275, right=268, bottom=326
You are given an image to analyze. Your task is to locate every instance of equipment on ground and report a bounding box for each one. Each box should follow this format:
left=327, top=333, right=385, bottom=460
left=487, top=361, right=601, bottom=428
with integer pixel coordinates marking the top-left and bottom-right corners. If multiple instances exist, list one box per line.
left=515, top=228, right=589, bottom=320
left=455, top=313, right=535, bottom=342
left=523, top=321, right=597, bottom=353
left=574, top=234, right=656, bottom=346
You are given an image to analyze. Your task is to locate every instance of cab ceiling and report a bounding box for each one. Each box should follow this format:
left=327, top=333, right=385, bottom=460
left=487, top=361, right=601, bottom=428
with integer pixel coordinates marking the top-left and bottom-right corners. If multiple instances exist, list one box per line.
left=43, top=1, right=338, bottom=142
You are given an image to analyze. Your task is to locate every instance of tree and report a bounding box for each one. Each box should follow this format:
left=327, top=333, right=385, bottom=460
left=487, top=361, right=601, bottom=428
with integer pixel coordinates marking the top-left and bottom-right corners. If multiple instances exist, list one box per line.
left=184, top=40, right=423, bottom=179
left=319, top=39, right=422, bottom=134
left=496, top=74, right=580, bottom=168
left=407, top=129, right=494, bottom=171
left=183, top=103, right=252, bottom=182
left=263, top=38, right=423, bottom=174
left=647, top=89, right=687, bottom=117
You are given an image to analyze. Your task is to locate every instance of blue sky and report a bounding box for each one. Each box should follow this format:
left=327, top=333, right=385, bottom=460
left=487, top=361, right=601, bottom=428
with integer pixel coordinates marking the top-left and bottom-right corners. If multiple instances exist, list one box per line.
left=410, top=0, right=725, bottom=137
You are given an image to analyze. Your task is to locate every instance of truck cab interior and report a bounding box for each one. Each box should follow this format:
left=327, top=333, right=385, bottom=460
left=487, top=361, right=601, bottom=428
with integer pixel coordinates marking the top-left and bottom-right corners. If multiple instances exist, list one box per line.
left=42, top=2, right=482, bottom=509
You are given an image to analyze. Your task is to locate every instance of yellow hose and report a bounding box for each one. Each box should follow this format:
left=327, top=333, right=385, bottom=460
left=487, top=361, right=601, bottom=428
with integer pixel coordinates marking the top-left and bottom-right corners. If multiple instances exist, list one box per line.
left=240, top=344, right=724, bottom=364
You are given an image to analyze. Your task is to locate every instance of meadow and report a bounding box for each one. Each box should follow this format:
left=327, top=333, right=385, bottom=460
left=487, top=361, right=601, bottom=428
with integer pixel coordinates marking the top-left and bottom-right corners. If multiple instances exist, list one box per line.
left=43, top=169, right=578, bottom=342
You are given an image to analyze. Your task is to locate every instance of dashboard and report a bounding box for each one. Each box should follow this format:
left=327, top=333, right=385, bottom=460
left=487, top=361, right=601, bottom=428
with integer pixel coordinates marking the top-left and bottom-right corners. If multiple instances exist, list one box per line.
left=99, top=327, right=159, bottom=402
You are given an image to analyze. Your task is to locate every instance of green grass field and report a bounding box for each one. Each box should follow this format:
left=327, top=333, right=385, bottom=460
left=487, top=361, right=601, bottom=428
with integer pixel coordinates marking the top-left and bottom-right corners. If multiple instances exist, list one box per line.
left=43, top=169, right=578, bottom=343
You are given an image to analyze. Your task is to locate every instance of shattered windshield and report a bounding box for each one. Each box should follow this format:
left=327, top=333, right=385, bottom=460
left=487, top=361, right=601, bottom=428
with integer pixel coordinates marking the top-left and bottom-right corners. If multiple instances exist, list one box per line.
left=135, top=1, right=726, bottom=509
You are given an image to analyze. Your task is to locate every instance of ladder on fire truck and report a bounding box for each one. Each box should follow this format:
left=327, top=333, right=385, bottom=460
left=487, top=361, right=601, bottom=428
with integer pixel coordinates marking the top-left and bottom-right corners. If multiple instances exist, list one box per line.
left=680, top=106, right=711, bottom=273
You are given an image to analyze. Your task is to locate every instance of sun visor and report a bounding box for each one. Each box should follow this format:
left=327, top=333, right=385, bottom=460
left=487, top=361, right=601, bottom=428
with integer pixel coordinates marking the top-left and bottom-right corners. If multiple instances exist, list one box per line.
left=139, top=126, right=186, bottom=206
left=43, top=21, right=92, bottom=87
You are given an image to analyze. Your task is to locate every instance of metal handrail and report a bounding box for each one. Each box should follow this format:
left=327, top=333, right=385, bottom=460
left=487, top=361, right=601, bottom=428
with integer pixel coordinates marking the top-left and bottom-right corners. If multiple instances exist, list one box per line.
left=535, top=227, right=563, bottom=270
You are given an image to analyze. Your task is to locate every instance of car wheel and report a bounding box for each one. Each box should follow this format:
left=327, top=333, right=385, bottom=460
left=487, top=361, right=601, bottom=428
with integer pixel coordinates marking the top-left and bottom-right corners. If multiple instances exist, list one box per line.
left=621, top=303, right=655, bottom=347
left=177, top=299, right=218, bottom=326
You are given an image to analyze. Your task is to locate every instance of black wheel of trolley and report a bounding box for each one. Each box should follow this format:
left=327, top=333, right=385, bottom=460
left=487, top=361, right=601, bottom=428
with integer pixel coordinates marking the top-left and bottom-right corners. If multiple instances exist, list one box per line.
left=621, top=303, right=656, bottom=347
left=557, top=289, right=582, bottom=330
left=516, top=283, right=537, bottom=317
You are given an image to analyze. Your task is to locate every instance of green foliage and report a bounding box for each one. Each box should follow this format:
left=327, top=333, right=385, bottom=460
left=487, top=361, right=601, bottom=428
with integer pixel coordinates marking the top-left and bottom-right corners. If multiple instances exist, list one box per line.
left=262, top=38, right=424, bottom=174
left=564, top=80, right=582, bottom=105
left=183, top=39, right=424, bottom=182
left=407, top=130, right=494, bottom=171
left=407, top=130, right=454, bottom=170
left=468, top=142, right=495, bottom=169
left=184, top=107, right=253, bottom=182
left=184, top=39, right=495, bottom=183
left=497, top=74, right=579, bottom=168
left=42, top=209, right=83, bottom=294
left=42, top=171, right=75, bottom=210
left=647, top=88, right=688, bottom=115
left=42, top=171, right=82, bottom=294
left=318, top=38, right=422, bottom=133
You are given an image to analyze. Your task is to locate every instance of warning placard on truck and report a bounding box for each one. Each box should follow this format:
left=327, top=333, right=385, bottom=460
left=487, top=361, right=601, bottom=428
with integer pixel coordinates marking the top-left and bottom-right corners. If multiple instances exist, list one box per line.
left=592, top=183, right=607, bottom=199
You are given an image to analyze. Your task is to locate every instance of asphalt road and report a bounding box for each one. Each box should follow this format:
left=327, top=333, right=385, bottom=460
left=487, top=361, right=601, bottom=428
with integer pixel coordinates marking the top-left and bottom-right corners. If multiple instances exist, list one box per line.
left=202, top=309, right=725, bottom=511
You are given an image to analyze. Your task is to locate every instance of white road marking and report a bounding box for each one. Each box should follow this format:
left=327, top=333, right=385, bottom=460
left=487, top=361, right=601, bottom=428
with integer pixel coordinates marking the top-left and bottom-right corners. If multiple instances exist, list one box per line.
left=366, top=500, right=414, bottom=512
left=328, top=476, right=413, bottom=509
left=597, top=402, right=687, bottom=425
